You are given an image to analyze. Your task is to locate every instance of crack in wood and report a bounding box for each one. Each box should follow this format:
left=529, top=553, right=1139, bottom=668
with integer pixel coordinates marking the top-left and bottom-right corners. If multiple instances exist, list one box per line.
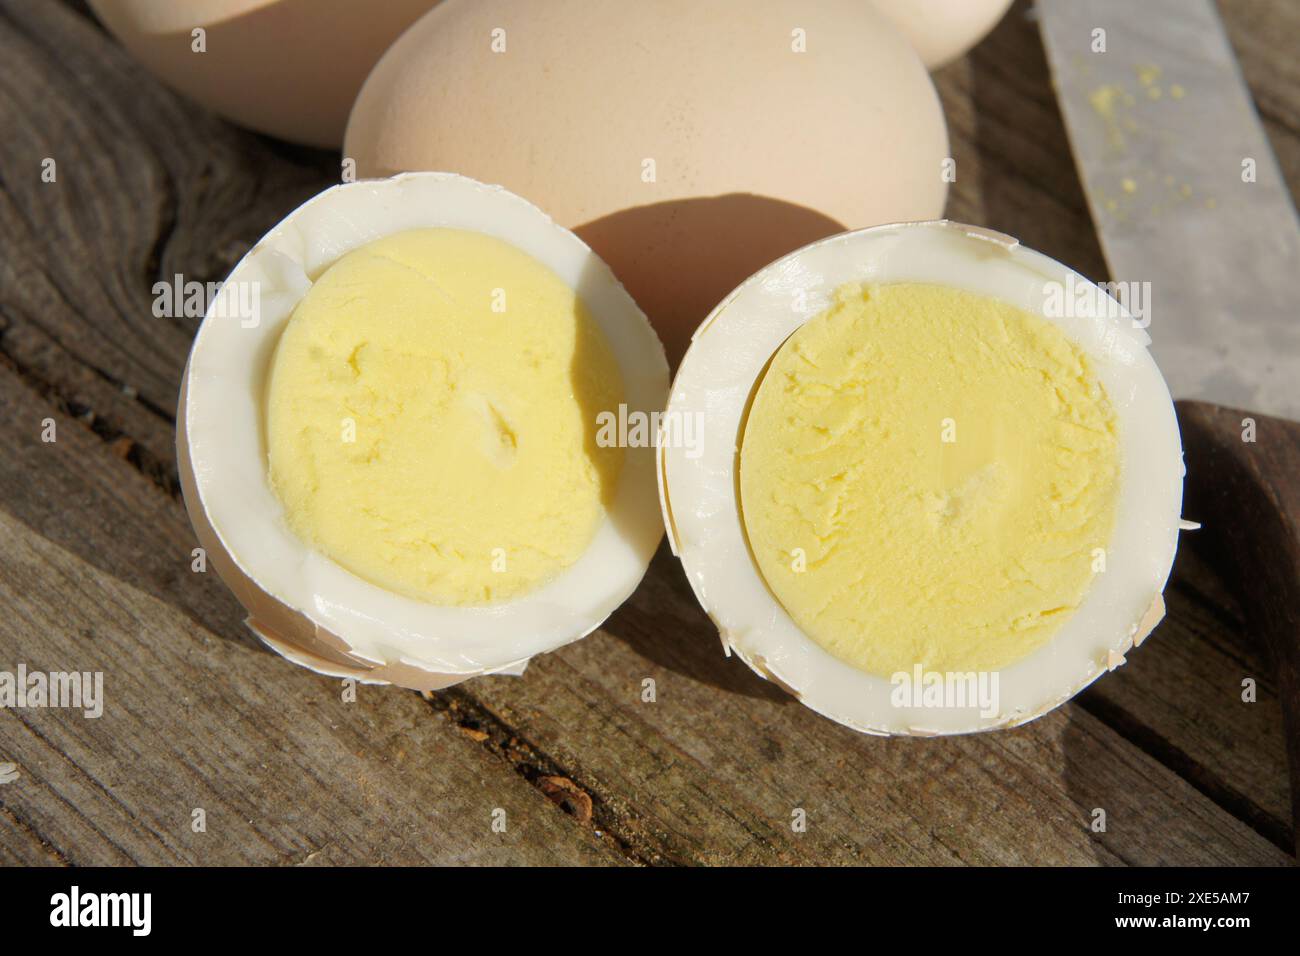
left=0, top=800, right=74, bottom=866
left=1077, top=692, right=1294, bottom=856
left=0, top=326, right=181, bottom=498
left=424, top=688, right=673, bottom=866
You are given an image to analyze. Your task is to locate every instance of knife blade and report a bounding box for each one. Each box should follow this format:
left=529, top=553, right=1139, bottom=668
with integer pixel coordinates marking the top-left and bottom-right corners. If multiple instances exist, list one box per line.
left=1036, top=0, right=1299, bottom=420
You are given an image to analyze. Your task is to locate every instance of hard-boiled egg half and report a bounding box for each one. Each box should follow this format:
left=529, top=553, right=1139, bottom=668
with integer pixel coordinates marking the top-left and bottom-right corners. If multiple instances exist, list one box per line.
left=179, top=172, right=668, bottom=690
left=659, top=221, right=1185, bottom=735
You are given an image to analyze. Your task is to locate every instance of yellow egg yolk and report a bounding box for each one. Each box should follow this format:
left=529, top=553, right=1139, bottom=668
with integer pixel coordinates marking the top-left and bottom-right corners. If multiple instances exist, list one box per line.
left=266, top=228, right=624, bottom=606
left=739, top=282, right=1120, bottom=676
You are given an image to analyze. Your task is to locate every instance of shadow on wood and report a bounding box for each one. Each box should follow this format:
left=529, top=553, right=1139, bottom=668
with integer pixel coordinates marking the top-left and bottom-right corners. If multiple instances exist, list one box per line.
left=604, top=547, right=791, bottom=705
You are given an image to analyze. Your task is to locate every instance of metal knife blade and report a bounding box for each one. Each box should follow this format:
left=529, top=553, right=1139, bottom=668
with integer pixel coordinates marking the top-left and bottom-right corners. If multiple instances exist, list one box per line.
left=1037, top=0, right=1299, bottom=420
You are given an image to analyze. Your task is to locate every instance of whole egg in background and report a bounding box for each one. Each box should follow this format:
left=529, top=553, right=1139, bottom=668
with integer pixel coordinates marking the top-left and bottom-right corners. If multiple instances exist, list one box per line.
left=870, top=0, right=1015, bottom=70
left=88, top=0, right=440, bottom=148
left=345, top=0, right=949, bottom=365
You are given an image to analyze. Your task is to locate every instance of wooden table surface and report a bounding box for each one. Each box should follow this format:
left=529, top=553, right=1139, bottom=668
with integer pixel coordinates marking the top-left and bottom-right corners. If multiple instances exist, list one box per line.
left=0, top=0, right=1295, bottom=866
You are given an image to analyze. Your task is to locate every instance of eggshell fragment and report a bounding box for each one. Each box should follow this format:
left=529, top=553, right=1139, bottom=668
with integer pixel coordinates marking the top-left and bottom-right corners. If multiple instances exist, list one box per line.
left=658, top=220, right=1186, bottom=735
left=345, top=0, right=949, bottom=365
left=179, top=172, right=668, bottom=690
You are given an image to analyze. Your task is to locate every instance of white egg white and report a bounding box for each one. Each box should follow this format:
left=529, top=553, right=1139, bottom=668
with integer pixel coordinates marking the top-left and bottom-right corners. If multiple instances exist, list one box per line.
left=658, top=220, right=1185, bottom=735
left=179, top=172, right=668, bottom=690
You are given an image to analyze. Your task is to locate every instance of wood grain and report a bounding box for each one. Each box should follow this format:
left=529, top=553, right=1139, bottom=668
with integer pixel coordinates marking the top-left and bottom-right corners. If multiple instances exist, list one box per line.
left=1176, top=400, right=1300, bottom=855
left=0, top=0, right=1294, bottom=865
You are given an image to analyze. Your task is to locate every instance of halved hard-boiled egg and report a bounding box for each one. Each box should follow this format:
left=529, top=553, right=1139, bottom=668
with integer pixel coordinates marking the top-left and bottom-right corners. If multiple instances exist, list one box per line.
left=179, top=172, right=668, bottom=690
left=659, top=221, right=1185, bottom=735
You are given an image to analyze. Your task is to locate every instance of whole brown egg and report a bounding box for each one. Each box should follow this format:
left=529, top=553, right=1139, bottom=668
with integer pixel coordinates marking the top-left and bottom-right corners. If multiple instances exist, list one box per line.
left=345, top=0, right=949, bottom=364
left=89, top=0, right=440, bottom=147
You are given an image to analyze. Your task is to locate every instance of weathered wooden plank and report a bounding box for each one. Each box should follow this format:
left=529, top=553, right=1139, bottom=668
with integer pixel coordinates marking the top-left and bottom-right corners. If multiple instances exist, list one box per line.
left=1221, top=0, right=1300, bottom=184
left=1080, top=546, right=1293, bottom=849
left=0, top=802, right=66, bottom=866
left=0, top=356, right=250, bottom=649
left=0, top=506, right=624, bottom=865
left=0, top=513, right=627, bottom=865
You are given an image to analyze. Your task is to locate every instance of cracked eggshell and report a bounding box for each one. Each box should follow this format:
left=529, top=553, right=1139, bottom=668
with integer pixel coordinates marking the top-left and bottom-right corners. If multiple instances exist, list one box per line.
left=89, top=0, right=440, bottom=147
left=658, top=220, right=1185, bottom=735
left=178, top=172, right=668, bottom=691
left=870, top=0, right=1015, bottom=70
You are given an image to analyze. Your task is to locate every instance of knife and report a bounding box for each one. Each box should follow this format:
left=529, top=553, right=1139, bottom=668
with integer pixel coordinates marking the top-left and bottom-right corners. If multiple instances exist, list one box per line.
left=1037, top=0, right=1300, bottom=854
